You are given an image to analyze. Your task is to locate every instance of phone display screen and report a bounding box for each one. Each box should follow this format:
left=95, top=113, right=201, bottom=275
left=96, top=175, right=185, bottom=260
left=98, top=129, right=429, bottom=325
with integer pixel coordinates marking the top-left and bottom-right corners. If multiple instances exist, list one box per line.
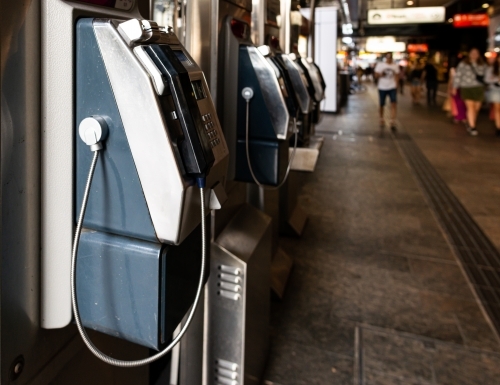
left=173, top=50, right=192, bottom=65
left=191, top=80, right=206, bottom=100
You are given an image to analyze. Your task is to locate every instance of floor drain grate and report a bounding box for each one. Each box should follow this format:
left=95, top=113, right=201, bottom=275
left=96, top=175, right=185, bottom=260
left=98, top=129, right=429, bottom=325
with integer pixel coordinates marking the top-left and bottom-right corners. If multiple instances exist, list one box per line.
left=392, top=131, right=500, bottom=338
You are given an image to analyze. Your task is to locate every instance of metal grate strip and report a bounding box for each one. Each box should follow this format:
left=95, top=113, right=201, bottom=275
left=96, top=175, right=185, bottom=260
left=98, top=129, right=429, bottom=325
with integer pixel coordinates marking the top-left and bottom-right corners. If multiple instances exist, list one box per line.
left=392, top=131, right=500, bottom=338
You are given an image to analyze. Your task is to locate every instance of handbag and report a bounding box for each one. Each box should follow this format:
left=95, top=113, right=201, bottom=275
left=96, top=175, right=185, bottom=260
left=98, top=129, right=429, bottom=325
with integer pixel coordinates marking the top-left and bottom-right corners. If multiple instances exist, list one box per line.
left=442, top=96, right=451, bottom=112
left=469, top=64, right=485, bottom=84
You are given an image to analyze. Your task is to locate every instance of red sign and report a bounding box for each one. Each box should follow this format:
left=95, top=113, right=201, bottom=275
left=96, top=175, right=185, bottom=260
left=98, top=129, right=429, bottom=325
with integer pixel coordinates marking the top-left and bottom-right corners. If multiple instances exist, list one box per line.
left=453, top=14, right=489, bottom=28
left=407, top=44, right=429, bottom=53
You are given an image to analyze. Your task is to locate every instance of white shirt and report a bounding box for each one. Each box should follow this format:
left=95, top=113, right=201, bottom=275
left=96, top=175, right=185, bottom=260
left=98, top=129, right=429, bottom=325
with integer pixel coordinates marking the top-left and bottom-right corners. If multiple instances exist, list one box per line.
left=485, top=67, right=500, bottom=88
left=375, top=62, right=400, bottom=90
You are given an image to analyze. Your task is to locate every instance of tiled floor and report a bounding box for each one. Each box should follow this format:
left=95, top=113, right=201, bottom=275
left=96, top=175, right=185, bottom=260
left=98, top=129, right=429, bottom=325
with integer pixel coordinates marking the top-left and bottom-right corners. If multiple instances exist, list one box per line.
left=263, top=86, right=500, bottom=385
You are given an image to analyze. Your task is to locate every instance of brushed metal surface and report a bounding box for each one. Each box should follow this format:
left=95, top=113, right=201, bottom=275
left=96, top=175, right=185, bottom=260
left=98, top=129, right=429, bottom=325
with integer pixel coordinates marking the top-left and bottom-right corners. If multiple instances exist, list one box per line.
left=289, top=147, right=319, bottom=172
left=206, top=204, right=272, bottom=385
left=279, top=0, right=292, bottom=53
left=270, top=247, right=294, bottom=299
left=299, top=57, right=324, bottom=103
left=287, top=204, right=308, bottom=236
left=93, top=20, right=185, bottom=244
left=219, top=15, right=242, bottom=181
left=93, top=19, right=228, bottom=245
left=40, top=0, right=143, bottom=330
left=251, top=0, right=265, bottom=45
left=246, top=46, right=289, bottom=140
left=282, top=54, right=313, bottom=114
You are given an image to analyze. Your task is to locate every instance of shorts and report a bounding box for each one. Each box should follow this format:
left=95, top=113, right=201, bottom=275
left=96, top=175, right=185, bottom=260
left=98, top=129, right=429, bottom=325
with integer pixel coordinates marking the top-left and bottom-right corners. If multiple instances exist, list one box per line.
left=378, top=89, right=397, bottom=106
left=460, top=86, right=484, bottom=102
left=488, top=88, right=500, bottom=103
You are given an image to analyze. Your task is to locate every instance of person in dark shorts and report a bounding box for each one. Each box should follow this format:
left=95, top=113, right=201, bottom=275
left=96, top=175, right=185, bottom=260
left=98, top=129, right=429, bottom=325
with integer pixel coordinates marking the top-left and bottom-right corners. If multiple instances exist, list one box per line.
left=452, top=48, right=486, bottom=136
left=409, top=63, right=424, bottom=104
left=422, top=58, right=439, bottom=106
left=374, top=53, right=399, bottom=131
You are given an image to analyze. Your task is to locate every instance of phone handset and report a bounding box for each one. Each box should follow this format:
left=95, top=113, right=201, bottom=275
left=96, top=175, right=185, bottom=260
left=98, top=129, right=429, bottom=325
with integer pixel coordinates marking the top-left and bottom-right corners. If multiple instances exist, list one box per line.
left=144, top=44, right=214, bottom=178
left=241, top=87, right=298, bottom=190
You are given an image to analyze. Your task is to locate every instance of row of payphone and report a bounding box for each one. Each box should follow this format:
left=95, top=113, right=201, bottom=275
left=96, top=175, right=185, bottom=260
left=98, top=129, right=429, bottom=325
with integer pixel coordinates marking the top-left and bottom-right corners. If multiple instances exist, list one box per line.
left=43, top=5, right=325, bottom=380
left=1, top=0, right=331, bottom=382
left=70, top=13, right=324, bottom=349
left=69, top=15, right=325, bottom=361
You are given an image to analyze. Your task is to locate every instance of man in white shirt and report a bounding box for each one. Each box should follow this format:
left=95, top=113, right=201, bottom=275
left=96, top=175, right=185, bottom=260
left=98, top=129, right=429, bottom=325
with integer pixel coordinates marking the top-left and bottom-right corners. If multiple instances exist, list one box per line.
left=374, top=53, right=400, bottom=131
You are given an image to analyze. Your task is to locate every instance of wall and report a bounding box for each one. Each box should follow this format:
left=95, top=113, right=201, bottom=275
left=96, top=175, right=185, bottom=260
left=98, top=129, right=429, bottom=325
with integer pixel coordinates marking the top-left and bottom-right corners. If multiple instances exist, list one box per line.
left=302, top=7, right=339, bottom=113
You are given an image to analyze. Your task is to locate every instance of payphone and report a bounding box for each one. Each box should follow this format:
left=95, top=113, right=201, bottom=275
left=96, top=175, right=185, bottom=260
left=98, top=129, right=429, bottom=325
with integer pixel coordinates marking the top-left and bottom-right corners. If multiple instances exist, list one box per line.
left=258, top=42, right=314, bottom=146
left=219, top=16, right=292, bottom=187
left=293, top=54, right=325, bottom=125
left=71, top=18, right=228, bottom=366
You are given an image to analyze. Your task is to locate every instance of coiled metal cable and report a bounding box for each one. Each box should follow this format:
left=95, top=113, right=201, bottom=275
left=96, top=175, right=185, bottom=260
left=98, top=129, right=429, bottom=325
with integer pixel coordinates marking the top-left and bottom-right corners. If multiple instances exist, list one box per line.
left=71, top=148, right=207, bottom=367
left=244, top=99, right=298, bottom=190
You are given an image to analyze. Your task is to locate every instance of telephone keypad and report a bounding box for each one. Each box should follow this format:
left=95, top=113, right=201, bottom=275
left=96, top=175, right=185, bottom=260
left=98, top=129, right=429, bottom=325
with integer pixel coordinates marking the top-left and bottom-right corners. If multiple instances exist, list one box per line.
left=201, top=112, right=221, bottom=148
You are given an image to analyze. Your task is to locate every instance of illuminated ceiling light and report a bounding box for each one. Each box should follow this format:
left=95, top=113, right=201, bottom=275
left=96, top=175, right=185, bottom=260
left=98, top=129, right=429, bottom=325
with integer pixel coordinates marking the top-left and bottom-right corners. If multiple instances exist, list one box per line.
left=448, top=18, right=454, bottom=23
left=407, top=0, right=414, bottom=5
left=482, top=3, right=490, bottom=8
left=342, top=23, right=353, bottom=35
left=495, top=47, right=500, bottom=52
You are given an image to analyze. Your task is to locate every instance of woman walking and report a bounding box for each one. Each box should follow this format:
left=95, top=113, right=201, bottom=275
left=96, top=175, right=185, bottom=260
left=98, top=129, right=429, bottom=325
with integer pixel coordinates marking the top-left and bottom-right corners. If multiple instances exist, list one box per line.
left=452, top=48, right=486, bottom=136
left=485, top=54, right=500, bottom=136
left=410, top=62, right=424, bottom=104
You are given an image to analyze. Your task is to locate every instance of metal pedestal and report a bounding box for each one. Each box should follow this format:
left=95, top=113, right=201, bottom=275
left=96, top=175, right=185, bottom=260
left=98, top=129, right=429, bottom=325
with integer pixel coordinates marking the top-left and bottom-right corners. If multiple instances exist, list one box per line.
left=206, top=204, right=272, bottom=385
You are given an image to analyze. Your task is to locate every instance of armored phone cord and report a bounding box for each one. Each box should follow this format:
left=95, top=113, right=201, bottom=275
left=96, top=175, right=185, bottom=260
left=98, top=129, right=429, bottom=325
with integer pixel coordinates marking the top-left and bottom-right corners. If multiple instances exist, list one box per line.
left=244, top=97, right=298, bottom=190
left=71, top=148, right=207, bottom=367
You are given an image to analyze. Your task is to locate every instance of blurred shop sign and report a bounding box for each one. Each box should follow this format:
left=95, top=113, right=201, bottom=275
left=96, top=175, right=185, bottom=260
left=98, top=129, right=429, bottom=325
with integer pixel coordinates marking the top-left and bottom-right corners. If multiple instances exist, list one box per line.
left=366, top=36, right=406, bottom=52
left=453, top=14, right=489, bottom=28
left=407, top=44, right=429, bottom=53
left=368, top=7, right=445, bottom=25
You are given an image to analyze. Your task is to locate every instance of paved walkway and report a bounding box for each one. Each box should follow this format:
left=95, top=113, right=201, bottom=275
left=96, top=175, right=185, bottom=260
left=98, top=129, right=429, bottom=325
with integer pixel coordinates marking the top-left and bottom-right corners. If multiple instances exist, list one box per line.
left=263, top=86, right=500, bottom=385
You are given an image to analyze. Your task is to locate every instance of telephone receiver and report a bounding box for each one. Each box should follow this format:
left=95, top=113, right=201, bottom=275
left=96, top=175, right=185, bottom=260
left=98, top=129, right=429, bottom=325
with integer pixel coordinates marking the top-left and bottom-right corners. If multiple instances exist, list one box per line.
left=142, top=44, right=215, bottom=177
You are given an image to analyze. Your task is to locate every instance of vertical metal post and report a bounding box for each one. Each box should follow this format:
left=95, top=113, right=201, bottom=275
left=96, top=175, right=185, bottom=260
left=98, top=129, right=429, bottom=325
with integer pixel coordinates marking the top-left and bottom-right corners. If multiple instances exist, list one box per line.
left=310, top=0, right=316, bottom=59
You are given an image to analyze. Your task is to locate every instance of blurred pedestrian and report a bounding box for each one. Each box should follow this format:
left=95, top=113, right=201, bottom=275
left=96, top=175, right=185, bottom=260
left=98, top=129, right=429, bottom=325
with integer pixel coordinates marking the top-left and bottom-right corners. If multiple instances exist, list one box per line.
left=410, top=62, right=424, bottom=104
left=356, top=66, right=364, bottom=85
left=422, top=58, right=438, bottom=106
left=452, top=48, right=486, bottom=136
left=485, top=54, right=500, bottom=136
left=447, top=57, right=467, bottom=124
left=374, top=53, right=400, bottom=131
left=398, top=65, right=406, bottom=95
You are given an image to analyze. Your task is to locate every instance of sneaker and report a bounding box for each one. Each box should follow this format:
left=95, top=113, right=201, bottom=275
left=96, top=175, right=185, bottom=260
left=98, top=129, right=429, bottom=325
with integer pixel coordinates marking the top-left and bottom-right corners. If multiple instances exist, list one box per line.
left=467, top=128, right=478, bottom=136
left=390, top=124, right=397, bottom=132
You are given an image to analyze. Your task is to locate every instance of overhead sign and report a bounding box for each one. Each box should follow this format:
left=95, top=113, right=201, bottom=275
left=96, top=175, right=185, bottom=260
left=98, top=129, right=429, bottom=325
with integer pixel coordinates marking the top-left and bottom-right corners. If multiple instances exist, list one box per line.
left=366, top=37, right=406, bottom=53
left=407, top=44, right=429, bottom=53
left=368, top=7, right=445, bottom=25
left=453, top=14, right=489, bottom=28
